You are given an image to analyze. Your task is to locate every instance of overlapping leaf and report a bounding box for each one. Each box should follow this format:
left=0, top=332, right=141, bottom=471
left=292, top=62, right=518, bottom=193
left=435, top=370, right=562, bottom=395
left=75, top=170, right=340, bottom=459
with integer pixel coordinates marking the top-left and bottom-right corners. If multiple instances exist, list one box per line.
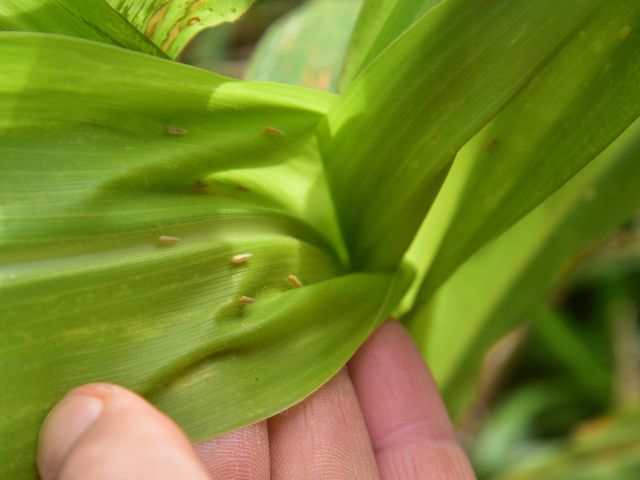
left=0, top=33, right=412, bottom=479
left=245, top=0, right=362, bottom=92
left=0, top=0, right=164, bottom=56
left=106, top=0, right=255, bottom=58
left=322, top=0, right=604, bottom=271
left=415, top=0, right=640, bottom=299
left=339, top=0, right=441, bottom=88
left=407, top=116, right=640, bottom=418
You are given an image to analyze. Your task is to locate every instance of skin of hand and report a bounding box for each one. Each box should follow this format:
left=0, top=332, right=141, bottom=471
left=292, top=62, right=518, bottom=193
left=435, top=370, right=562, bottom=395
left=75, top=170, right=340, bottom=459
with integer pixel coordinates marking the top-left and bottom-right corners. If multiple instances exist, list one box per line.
left=37, top=320, right=476, bottom=480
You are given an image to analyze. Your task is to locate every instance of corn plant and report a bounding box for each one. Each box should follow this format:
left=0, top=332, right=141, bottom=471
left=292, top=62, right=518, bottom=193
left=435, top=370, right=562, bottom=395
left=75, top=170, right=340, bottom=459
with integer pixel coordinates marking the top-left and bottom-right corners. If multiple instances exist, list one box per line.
left=2, top=1, right=640, bottom=478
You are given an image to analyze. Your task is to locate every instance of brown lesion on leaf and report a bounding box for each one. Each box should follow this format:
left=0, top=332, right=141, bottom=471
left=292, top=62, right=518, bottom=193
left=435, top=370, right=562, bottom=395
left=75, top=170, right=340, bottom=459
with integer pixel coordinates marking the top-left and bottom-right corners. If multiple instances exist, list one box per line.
left=265, top=126, right=285, bottom=137
left=486, top=138, right=498, bottom=151
left=162, top=21, right=183, bottom=52
left=194, top=180, right=209, bottom=192
left=165, top=125, right=188, bottom=136
left=189, top=0, right=207, bottom=13
left=146, top=2, right=170, bottom=36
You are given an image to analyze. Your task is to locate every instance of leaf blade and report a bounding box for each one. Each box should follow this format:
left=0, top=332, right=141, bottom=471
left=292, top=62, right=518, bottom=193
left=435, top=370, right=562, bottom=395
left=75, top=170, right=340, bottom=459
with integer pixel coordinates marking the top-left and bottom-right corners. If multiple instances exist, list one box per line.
left=416, top=0, right=640, bottom=299
left=245, top=0, right=362, bottom=92
left=106, top=0, right=255, bottom=58
left=407, top=116, right=640, bottom=418
left=0, top=0, right=164, bottom=56
left=323, top=0, right=605, bottom=271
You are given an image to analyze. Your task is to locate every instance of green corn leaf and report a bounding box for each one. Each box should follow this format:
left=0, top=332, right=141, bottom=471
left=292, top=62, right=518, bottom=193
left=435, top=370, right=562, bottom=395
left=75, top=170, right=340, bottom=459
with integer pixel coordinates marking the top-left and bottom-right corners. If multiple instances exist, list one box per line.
left=106, top=0, right=255, bottom=58
left=0, top=0, right=164, bottom=56
left=339, top=0, right=441, bottom=89
left=416, top=0, right=640, bottom=299
left=0, top=33, right=414, bottom=479
left=407, top=116, right=640, bottom=419
left=322, top=0, right=604, bottom=271
left=245, top=0, right=362, bottom=92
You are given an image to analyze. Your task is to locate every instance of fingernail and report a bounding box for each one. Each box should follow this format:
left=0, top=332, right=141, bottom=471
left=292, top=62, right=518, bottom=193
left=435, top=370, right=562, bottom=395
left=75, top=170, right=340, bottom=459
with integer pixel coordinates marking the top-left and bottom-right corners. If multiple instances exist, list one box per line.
left=37, top=393, right=104, bottom=480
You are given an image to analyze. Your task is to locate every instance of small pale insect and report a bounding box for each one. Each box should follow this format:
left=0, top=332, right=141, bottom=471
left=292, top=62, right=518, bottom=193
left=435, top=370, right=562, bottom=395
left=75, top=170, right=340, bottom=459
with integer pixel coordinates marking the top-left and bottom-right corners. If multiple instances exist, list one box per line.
left=264, top=126, right=285, bottom=137
left=188, top=17, right=200, bottom=26
left=165, top=126, right=188, bottom=136
left=158, top=235, right=179, bottom=245
left=231, top=253, right=253, bottom=265
left=239, top=295, right=255, bottom=305
left=287, top=274, right=303, bottom=288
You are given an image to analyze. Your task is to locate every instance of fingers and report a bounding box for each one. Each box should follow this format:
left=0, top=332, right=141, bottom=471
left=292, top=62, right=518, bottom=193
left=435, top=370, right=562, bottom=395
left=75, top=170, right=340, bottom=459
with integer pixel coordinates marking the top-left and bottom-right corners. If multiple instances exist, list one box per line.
left=37, top=383, right=209, bottom=480
left=195, top=422, right=269, bottom=480
left=348, top=321, right=476, bottom=480
left=268, top=368, right=380, bottom=479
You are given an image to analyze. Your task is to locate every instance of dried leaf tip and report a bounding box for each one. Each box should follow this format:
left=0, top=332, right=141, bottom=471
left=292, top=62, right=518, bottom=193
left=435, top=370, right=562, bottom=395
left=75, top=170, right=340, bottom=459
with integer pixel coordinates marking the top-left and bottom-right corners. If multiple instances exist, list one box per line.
left=239, top=295, right=255, bottom=305
left=231, top=253, right=253, bottom=265
left=165, top=125, right=188, bottom=136
left=287, top=274, right=303, bottom=288
left=265, top=126, right=284, bottom=137
left=158, top=235, right=179, bottom=245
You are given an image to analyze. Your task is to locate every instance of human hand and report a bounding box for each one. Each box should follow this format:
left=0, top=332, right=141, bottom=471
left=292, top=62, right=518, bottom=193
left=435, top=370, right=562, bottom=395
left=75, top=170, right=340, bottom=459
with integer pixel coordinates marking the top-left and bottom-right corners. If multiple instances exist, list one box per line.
left=37, top=320, right=475, bottom=479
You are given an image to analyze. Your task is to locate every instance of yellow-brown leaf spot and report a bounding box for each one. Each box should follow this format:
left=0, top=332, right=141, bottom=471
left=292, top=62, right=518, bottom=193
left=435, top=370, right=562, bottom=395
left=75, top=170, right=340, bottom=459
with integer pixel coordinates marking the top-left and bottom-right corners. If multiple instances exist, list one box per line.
left=239, top=295, right=255, bottom=305
left=265, top=126, right=285, bottom=137
left=162, top=21, right=182, bottom=52
left=486, top=138, right=498, bottom=151
left=165, top=125, right=188, bottom=136
left=189, top=0, right=206, bottom=13
left=146, top=3, right=170, bottom=36
left=158, top=235, right=179, bottom=245
left=195, top=180, right=209, bottom=191
left=188, top=17, right=200, bottom=26
left=231, top=253, right=253, bottom=265
left=287, top=274, right=303, bottom=288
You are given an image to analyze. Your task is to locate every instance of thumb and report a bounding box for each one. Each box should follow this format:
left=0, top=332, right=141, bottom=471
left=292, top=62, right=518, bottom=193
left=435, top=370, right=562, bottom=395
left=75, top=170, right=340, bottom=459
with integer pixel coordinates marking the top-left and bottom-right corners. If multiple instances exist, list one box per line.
left=37, top=383, right=208, bottom=480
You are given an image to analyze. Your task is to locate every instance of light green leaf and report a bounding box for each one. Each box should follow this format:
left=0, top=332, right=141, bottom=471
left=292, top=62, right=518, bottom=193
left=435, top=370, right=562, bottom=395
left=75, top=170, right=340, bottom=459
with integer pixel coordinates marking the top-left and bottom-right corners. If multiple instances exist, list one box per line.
left=322, top=0, right=604, bottom=271
left=106, top=0, right=255, bottom=58
left=339, top=0, right=441, bottom=89
left=407, top=116, right=640, bottom=419
left=416, top=0, right=640, bottom=299
left=0, top=0, right=164, bottom=56
left=245, top=0, right=362, bottom=92
left=0, top=33, right=412, bottom=479
left=152, top=269, right=412, bottom=441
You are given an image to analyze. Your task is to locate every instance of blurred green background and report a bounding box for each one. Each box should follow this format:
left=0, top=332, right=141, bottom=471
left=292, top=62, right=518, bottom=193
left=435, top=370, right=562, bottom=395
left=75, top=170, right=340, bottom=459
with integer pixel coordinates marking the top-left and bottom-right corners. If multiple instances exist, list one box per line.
left=179, top=2, right=640, bottom=478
